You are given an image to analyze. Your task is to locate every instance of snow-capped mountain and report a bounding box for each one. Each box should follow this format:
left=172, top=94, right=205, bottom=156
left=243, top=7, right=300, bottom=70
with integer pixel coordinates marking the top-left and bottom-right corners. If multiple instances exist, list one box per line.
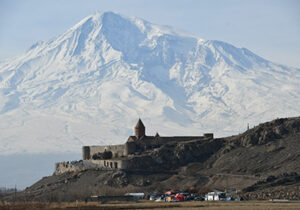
left=0, top=11, right=299, bottom=155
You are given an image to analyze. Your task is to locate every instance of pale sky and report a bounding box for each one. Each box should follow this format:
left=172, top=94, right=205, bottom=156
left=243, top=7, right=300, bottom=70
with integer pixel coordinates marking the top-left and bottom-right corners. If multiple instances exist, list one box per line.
left=0, top=0, right=299, bottom=68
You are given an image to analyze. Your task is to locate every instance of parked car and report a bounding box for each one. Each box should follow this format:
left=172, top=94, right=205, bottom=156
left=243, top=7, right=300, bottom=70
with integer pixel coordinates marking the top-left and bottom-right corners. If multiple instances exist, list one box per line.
left=194, top=196, right=205, bottom=201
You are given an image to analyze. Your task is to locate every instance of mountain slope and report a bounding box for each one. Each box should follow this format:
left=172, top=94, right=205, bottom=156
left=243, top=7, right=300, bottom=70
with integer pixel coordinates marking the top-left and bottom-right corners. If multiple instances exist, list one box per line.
left=0, top=11, right=299, bottom=154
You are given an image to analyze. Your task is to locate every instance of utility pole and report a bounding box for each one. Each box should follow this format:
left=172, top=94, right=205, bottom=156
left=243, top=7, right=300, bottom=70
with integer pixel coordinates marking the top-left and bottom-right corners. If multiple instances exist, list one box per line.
left=14, top=184, right=17, bottom=203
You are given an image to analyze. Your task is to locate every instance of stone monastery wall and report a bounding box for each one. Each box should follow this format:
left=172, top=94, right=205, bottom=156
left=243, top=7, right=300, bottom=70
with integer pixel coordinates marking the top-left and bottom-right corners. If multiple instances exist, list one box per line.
left=55, top=159, right=129, bottom=175
left=55, top=119, right=215, bottom=175
left=82, top=144, right=125, bottom=160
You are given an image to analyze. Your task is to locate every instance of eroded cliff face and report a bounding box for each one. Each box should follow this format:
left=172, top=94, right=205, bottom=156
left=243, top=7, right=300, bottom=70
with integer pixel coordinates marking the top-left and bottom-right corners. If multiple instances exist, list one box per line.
left=129, top=138, right=224, bottom=170
left=236, top=117, right=300, bottom=146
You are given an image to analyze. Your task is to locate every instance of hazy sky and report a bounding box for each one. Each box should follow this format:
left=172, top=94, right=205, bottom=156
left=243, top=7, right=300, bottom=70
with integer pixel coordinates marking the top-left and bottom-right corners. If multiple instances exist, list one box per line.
left=0, top=0, right=299, bottom=68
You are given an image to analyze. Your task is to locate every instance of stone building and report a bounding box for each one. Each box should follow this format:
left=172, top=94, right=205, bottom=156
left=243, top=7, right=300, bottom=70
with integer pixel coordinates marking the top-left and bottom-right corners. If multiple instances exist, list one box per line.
left=55, top=119, right=214, bottom=174
left=81, top=119, right=213, bottom=165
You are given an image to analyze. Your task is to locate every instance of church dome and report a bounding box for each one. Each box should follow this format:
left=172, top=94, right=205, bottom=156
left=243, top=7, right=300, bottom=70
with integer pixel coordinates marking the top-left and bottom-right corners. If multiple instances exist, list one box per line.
left=135, top=118, right=145, bottom=129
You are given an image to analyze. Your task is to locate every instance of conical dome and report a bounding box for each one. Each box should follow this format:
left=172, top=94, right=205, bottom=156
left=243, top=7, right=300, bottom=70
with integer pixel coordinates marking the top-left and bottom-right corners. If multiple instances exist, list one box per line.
left=135, top=118, right=145, bottom=129
left=134, top=118, right=145, bottom=139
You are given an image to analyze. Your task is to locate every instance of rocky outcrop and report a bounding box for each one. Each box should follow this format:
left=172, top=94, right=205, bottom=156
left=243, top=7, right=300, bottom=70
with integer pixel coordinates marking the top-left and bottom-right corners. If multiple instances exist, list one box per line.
left=123, top=138, right=224, bottom=171
left=237, top=117, right=300, bottom=146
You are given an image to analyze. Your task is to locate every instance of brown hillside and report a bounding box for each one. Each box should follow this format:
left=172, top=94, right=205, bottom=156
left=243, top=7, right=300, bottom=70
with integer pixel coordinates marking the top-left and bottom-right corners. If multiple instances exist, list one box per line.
left=4, top=117, right=300, bottom=202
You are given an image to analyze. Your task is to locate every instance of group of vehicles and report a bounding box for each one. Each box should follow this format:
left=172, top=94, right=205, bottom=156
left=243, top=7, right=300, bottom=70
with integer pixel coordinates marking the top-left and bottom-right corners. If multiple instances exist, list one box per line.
left=146, top=190, right=241, bottom=202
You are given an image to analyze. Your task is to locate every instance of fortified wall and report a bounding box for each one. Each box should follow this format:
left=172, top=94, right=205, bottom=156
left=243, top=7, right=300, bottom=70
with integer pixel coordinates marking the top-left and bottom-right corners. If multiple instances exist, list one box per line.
left=55, top=159, right=129, bottom=175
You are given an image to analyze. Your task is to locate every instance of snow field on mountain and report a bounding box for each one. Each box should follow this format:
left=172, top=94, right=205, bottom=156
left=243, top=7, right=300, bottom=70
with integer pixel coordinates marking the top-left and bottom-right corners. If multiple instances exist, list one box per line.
left=0, top=11, right=299, bottom=155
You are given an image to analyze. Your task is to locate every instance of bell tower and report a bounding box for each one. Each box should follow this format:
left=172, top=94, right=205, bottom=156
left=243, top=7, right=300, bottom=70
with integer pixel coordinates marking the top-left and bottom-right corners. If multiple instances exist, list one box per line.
left=135, top=118, right=145, bottom=139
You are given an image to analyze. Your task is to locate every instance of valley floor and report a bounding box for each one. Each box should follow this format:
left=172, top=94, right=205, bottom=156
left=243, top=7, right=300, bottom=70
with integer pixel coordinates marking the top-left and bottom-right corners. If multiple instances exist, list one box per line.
left=1, top=201, right=300, bottom=210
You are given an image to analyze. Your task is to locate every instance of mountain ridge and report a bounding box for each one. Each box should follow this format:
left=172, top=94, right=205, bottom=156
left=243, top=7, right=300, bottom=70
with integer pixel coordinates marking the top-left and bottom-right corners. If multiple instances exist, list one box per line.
left=0, top=11, right=299, bottom=155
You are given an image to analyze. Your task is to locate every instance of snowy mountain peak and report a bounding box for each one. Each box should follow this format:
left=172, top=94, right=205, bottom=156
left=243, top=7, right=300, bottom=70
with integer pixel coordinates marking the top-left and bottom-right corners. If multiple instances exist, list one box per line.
left=0, top=12, right=299, bottom=155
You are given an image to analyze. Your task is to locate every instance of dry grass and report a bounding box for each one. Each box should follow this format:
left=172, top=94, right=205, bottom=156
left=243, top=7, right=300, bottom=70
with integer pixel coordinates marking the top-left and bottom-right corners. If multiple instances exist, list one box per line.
left=0, top=201, right=300, bottom=210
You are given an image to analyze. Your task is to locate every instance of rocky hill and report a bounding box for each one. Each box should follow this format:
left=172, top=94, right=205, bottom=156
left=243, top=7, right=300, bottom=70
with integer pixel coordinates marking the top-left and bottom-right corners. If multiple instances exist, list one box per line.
left=4, top=116, right=299, bottom=202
